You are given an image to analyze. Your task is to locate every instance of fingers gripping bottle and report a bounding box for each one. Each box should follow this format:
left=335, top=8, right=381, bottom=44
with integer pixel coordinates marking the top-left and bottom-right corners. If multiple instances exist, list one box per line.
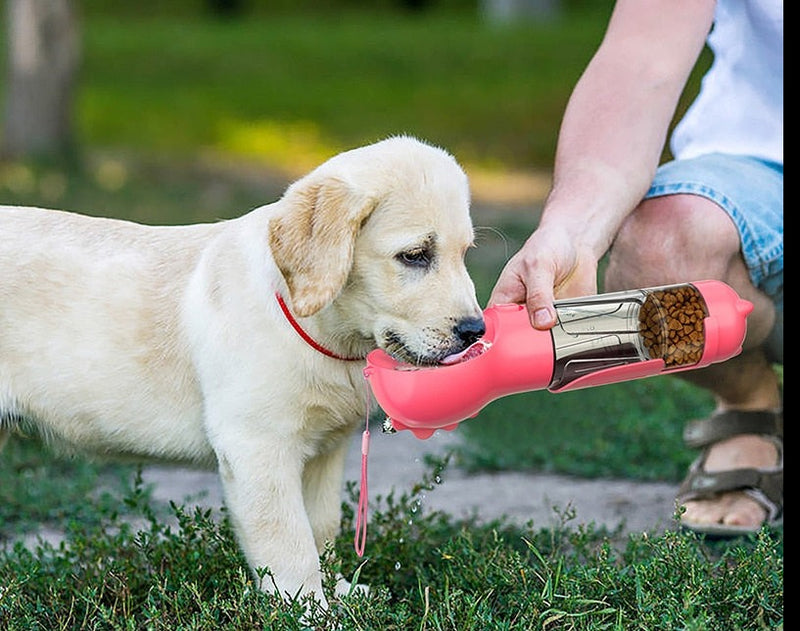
left=363, top=280, right=753, bottom=439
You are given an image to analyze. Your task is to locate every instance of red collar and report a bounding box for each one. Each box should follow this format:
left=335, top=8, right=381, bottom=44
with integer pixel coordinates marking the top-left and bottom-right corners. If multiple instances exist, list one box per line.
left=275, top=293, right=363, bottom=361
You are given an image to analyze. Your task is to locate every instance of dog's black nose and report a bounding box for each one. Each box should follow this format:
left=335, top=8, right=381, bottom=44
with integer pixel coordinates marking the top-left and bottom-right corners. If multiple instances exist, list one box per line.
left=454, top=317, right=486, bottom=346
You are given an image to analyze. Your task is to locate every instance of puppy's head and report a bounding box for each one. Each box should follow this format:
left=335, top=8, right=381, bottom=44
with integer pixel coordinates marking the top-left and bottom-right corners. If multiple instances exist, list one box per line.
left=269, top=135, right=483, bottom=365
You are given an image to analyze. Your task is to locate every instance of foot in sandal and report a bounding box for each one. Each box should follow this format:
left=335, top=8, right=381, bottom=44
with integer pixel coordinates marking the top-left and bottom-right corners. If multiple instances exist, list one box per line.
left=677, top=409, right=783, bottom=536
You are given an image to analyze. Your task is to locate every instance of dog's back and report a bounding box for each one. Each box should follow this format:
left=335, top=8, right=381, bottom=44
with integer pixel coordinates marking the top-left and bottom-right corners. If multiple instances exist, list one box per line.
left=0, top=206, right=218, bottom=462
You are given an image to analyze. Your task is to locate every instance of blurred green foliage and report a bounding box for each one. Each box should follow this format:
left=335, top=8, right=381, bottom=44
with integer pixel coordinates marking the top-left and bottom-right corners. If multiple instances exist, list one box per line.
left=2, top=4, right=625, bottom=174
left=2, top=2, right=709, bottom=175
left=79, top=0, right=599, bottom=18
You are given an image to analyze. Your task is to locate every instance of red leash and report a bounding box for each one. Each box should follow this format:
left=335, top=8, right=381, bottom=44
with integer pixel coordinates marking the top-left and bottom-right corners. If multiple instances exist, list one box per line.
left=354, top=394, right=370, bottom=557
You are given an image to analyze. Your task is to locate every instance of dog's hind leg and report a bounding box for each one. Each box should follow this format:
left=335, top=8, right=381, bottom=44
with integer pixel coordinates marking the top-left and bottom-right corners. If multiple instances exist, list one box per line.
left=302, top=440, right=349, bottom=554
left=302, top=439, right=370, bottom=598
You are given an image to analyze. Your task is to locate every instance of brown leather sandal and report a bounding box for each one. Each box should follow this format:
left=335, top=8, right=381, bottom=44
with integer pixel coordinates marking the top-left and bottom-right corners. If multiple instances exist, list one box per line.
left=676, top=409, right=783, bottom=536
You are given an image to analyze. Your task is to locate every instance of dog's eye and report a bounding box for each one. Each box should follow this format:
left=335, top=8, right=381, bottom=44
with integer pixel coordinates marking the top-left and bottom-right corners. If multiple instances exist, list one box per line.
left=397, top=248, right=431, bottom=268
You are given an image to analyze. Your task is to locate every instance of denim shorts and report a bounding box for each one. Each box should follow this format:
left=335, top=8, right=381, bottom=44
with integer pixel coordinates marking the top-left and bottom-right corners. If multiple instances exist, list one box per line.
left=645, top=153, right=783, bottom=363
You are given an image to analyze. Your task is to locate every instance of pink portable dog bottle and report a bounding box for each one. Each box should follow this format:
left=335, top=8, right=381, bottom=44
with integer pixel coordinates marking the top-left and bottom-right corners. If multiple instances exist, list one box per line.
left=363, top=280, right=753, bottom=439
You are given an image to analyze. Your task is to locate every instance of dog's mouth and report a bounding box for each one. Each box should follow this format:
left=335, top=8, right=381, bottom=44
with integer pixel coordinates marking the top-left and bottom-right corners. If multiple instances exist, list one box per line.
left=380, top=332, right=437, bottom=366
left=380, top=331, right=488, bottom=367
left=439, top=339, right=492, bottom=365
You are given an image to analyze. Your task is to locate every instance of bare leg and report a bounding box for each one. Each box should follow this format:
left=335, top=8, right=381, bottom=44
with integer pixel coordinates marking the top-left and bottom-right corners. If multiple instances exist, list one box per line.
left=605, top=194, right=781, bottom=529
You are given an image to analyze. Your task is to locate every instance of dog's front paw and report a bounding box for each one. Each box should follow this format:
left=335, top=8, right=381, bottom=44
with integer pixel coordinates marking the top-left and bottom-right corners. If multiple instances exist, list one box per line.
left=334, top=574, right=370, bottom=598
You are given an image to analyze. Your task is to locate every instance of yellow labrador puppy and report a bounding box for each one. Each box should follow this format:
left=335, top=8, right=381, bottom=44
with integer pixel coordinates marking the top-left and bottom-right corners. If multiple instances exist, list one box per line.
left=0, top=136, right=484, bottom=607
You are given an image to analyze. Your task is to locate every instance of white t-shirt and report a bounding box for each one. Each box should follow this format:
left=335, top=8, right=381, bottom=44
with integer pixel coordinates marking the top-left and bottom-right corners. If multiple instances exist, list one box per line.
left=670, top=0, right=783, bottom=164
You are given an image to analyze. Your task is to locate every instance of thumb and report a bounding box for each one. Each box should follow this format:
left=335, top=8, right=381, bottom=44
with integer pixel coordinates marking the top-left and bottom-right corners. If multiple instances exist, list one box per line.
left=525, top=288, right=557, bottom=330
left=489, top=271, right=557, bottom=330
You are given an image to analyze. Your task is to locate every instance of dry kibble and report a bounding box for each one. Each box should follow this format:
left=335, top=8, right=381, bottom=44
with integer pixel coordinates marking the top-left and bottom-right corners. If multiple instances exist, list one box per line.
left=638, top=285, right=708, bottom=367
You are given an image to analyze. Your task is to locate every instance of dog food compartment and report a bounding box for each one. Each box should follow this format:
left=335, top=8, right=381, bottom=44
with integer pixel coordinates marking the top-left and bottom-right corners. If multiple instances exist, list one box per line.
left=548, top=282, right=748, bottom=391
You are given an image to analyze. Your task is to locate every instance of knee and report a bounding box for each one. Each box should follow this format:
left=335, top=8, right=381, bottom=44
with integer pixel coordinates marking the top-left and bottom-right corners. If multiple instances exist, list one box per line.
left=605, top=195, right=740, bottom=290
left=605, top=198, right=684, bottom=288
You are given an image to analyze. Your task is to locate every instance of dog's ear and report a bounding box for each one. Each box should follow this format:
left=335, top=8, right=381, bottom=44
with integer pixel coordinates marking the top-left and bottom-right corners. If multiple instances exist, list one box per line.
left=269, top=176, right=378, bottom=317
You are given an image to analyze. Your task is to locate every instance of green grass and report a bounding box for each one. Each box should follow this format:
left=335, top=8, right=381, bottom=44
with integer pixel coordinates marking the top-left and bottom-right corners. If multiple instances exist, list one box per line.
left=0, top=437, right=136, bottom=538
left=0, top=455, right=785, bottom=629
left=456, top=379, right=714, bottom=480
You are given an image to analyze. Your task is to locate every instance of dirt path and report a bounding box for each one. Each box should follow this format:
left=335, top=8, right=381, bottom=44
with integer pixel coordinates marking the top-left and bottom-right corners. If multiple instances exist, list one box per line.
left=139, top=427, right=680, bottom=538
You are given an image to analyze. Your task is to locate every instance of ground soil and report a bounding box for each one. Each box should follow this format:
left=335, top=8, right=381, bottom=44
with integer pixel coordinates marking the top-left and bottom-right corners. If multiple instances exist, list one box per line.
left=137, top=427, right=680, bottom=539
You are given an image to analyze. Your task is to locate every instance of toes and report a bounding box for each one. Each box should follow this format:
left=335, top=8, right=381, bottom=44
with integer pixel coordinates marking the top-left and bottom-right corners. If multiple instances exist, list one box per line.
left=720, top=494, right=768, bottom=527
left=683, top=492, right=767, bottom=528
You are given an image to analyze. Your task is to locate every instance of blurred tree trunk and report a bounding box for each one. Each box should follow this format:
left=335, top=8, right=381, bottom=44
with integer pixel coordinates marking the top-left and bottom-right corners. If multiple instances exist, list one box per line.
left=1, top=0, right=80, bottom=160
